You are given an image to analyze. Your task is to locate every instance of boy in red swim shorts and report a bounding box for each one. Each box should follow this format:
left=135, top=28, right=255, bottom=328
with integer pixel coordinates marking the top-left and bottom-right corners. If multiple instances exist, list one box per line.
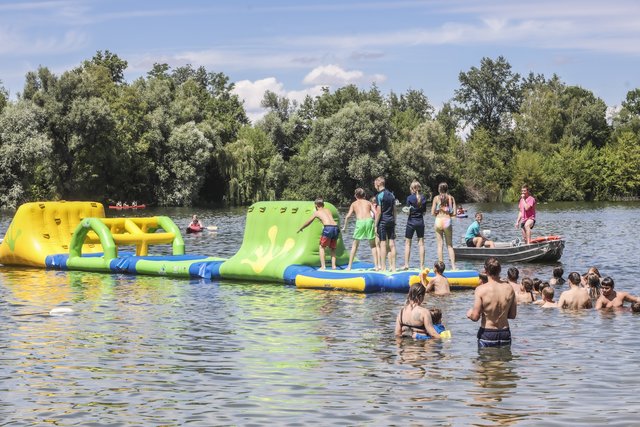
left=298, top=198, right=340, bottom=270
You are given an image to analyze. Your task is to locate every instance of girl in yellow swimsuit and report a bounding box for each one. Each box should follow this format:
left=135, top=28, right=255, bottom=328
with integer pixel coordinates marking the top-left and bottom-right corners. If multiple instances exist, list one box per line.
left=431, top=182, right=456, bottom=270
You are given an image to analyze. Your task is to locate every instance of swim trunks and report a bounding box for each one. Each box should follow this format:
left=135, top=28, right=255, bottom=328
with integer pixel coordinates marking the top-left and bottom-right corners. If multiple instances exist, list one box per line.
left=405, top=220, right=425, bottom=239
left=477, top=327, right=511, bottom=348
left=320, top=225, right=339, bottom=249
left=377, top=220, right=396, bottom=241
left=353, top=218, right=375, bottom=240
left=520, top=219, right=536, bottom=229
left=465, top=238, right=476, bottom=247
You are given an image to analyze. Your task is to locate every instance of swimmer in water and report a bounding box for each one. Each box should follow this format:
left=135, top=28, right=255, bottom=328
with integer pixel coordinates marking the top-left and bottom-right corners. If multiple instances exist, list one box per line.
left=595, top=277, right=640, bottom=310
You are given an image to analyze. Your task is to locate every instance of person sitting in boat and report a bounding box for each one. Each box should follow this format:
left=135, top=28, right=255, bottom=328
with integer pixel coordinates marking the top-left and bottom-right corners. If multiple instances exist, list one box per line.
left=116, top=201, right=122, bottom=207
left=132, top=200, right=138, bottom=207
left=123, top=201, right=129, bottom=207
left=464, top=212, right=495, bottom=248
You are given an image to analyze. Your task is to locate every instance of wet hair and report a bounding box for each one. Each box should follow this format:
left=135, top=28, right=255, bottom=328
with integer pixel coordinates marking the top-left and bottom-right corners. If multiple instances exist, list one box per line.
left=431, top=308, right=442, bottom=325
left=587, top=273, right=601, bottom=299
left=438, top=182, right=449, bottom=207
left=354, top=188, right=365, bottom=199
left=542, top=286, right=555, bottom=300
left=540, top=281, right=550, bottom=292
left=601, top=276, right=614, bottom=289
left=632, top=302, right=640, bottom=313
left=588, top=266, right=601, bottom=277
left=478, top=272, right=488, bottom=284
left=507, top=267, right=519, bottom=282
left=522, top=277, right=534, bottom=293
left=410, top=180, right=422, bottom=205
left=406, top=283, right=426, bottom=305
left=315, top=197, right=324, bottom=207
left=568, top=272, right=581, bottom=285
left=484, top=257, right=501, bottom=277
left=553, top=266, right=564, bottom=279
left=434, top=261, right=445, bottom=274
left=533, top=278, right=542, bottom=292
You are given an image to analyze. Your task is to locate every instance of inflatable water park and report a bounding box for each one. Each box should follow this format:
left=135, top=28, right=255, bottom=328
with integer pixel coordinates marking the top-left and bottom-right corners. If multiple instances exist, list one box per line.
left=0, top=201, right=479, bottom=293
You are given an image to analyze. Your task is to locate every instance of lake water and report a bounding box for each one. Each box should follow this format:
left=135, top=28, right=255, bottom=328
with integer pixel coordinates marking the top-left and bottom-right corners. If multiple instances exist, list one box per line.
left=1, top=201, right=639, bottom=425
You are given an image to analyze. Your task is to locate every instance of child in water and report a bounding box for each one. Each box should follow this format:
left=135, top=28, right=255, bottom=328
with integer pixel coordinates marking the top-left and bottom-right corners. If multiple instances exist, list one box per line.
left=422, top=261, right=451, bottom=295
left=298, top=198, right=339, bottom=270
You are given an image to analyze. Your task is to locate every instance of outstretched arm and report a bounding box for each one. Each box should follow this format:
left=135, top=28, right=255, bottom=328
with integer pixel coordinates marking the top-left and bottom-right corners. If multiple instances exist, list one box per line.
left=342, top=204, right=354, bottom=232
left=298, top=213, right=317, bottom=233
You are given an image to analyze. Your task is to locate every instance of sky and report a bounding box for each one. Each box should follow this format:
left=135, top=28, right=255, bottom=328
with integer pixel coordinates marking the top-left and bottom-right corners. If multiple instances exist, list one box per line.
left=1, top=0, right=639, bottom=122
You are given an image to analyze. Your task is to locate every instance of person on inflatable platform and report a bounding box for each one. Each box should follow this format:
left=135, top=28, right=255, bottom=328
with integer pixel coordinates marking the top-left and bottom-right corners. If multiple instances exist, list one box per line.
left=467, top=257, right=517, bottom=348
left=515, top=184, right=536, bottom=244
left=465, top=212, right=495, bottom=248
left=298, top=198, right=339, bottom=270
left=342, top=188, right=379, bottom=271
left=395, top=283, right=442, bottom=340
left=595, top=277, right=640, bottom=310
left=402, top=180, right=427, bottom=271
left=374, top=176, right=397, bottom=271
left=431, top=182, right=456, bottom=270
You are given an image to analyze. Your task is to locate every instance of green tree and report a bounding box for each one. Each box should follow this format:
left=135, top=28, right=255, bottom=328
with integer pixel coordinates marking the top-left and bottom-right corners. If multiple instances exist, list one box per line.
left=289, top=101, right=391, bottom=203
left=454, top=56, right=522, bottom=134
left=462, top=128, right=509, bottom=201
left=0, top=80, right=7, bottom=113
left=83, top=50, right=128, bottom=84
left=559, top=86, right=610, bottom=148
left=156, top=122, right=213, bottom=206
left=218, top=126, right=279, bottom=205
left=0, top=100, right=55, bottom=208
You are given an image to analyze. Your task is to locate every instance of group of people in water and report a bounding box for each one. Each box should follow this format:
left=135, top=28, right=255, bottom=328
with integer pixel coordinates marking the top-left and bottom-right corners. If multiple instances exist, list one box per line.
left=114, top=200, right=140, bottom=207
left=396, top=258, right=640, bottom=347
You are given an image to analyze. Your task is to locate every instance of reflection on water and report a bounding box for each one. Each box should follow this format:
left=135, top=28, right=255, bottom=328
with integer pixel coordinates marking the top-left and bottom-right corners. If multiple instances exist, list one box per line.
left=1, top=202, right=640, bottom=425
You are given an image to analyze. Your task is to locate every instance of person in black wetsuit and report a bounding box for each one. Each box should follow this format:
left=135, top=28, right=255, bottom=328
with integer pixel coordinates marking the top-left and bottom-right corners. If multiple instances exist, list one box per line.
left=394, top=283, right=442, bottom=340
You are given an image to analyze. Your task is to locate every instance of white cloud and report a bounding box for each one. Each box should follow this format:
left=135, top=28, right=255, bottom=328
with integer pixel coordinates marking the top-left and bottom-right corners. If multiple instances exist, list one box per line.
left=232, top=77, right=325, bottom=123
left=303, top=64, right=386, bottom=86
left=0, top=26, right=88, bottom=55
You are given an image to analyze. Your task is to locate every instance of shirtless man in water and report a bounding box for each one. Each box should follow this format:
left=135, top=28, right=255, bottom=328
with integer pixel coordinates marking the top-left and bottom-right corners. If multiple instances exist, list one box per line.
left=467, top=257, right=517, bottom=348
left=595, top=277, right=640, bottom=309
left=557, top=272, right=592, bottom=309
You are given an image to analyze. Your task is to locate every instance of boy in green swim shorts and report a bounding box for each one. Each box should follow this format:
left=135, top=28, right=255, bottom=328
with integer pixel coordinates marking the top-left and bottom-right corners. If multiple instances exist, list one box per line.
left=342, top=188, right=379, bottom=271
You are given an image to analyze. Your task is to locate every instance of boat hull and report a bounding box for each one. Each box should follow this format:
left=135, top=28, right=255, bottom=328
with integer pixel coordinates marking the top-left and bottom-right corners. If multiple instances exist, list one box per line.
left=454, top=238, right=564, bottom=263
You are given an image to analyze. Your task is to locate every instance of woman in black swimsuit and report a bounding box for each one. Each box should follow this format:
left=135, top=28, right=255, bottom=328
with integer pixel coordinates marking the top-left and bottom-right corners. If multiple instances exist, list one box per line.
left=394, top=283, right=441, bottom=340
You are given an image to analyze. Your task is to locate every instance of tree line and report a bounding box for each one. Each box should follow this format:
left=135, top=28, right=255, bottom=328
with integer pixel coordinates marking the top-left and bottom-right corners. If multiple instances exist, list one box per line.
left=0, top=52, right=638, bottom=209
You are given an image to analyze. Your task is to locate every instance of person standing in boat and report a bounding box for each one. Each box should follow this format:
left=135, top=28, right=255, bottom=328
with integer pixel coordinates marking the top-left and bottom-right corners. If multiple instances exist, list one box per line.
left=515, top=184, right=536, bottom=244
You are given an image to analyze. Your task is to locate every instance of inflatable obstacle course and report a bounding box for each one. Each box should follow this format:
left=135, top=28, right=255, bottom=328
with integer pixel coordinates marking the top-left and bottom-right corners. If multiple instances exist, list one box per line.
left=0, top=200, right=479, bottom=292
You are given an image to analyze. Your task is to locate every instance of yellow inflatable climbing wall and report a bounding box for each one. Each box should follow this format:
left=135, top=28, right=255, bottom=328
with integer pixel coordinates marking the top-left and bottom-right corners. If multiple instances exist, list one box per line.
left=0, top=201, right=105, bottom=267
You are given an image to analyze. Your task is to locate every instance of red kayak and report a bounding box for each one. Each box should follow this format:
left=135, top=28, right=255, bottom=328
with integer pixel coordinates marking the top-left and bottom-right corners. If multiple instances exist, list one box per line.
left=108, top=204, right=146, bottom=210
